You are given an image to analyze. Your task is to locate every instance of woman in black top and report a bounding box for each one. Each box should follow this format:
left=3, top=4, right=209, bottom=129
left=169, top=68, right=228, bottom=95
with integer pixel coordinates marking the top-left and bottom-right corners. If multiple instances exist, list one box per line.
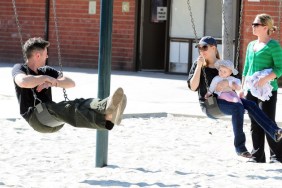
left=187, top=36, right=282, bottom=159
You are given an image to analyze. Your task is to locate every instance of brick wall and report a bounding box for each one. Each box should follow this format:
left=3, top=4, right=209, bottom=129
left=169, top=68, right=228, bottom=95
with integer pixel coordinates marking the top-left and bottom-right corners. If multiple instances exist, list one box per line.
left=0, top=0, right=136, bottom=70
left=0, top=0, right=46, bottom=63
left=240, top=0, right=282, bottom=73
left=2, top=1, right=281, bottom=73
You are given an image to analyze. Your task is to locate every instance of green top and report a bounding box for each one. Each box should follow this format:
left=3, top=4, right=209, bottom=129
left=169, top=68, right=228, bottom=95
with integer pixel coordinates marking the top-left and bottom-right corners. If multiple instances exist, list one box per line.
left=243, top=39, right=282, bottom=91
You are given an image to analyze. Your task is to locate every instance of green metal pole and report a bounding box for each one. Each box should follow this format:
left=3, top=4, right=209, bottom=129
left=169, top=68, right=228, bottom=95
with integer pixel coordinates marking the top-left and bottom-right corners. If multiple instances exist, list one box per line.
left=95, top=0, right=113, bottom=167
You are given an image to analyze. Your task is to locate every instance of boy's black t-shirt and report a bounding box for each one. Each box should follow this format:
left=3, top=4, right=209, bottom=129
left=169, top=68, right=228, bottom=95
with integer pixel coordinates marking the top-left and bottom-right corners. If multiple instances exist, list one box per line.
left=12, top=63, right=59, bottom=120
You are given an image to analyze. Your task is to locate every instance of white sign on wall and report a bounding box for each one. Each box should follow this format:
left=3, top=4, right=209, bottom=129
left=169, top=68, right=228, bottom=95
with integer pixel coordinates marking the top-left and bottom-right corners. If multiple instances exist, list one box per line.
left=157, top=7, right=167, bottom=21
left=89, top=0, right=96, bottom=15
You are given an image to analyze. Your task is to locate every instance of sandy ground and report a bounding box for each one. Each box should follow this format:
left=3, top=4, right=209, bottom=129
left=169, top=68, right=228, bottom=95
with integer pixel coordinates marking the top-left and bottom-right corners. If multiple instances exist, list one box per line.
left=0, top=114, right=281, bottom=188
left=1, top=64, right=282, bottom=187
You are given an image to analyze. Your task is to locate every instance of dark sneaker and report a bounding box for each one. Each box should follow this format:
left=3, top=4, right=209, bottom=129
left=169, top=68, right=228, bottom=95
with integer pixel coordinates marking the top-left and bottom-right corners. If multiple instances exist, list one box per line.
left=275, top=129, right=282, bottom=142
left=111, top=94, right=127, bottom=125
left=238, top=151, right=252, bottom=158
left=269, top=158, right=281, bottom=163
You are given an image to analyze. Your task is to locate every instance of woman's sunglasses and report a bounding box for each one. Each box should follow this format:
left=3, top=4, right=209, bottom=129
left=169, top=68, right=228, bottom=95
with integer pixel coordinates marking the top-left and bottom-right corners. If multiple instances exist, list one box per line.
left=198, top=45, right=209, bottom=52
left=252, top=23, right=265, bottom=27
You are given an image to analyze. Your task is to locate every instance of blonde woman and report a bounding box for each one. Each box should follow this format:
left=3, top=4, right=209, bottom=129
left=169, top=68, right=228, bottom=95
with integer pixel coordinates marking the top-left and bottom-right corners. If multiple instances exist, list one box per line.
left=242, top=14, right=282, bottom=163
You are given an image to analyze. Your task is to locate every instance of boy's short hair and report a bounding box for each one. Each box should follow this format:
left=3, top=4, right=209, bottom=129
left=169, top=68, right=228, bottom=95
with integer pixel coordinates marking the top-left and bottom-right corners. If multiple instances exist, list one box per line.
left=23, top=37, right=50, bottom=59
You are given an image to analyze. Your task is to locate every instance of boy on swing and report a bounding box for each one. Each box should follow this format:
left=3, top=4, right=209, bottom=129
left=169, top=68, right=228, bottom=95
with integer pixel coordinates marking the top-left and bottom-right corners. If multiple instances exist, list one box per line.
left=12, top=37, right=127, bottom=133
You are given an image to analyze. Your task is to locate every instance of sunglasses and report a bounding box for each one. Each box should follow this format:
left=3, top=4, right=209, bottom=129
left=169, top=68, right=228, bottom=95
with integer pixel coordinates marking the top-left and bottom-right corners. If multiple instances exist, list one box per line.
left=252, top=23, right=265, bottom=27
left=198, top=45, right=209, bottom=52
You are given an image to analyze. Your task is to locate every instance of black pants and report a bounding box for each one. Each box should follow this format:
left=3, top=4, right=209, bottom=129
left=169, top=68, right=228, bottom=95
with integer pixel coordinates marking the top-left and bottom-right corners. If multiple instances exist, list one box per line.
left=246, top=91, right=282, bottom=162
left=27, top=98, right=113, bottom=133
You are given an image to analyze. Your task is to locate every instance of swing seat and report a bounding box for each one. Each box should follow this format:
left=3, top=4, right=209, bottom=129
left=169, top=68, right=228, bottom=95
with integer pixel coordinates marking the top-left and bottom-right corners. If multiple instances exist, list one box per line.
left=35, top=103, right=65, bottom=127
left=205, top=96, right=225, bottom=119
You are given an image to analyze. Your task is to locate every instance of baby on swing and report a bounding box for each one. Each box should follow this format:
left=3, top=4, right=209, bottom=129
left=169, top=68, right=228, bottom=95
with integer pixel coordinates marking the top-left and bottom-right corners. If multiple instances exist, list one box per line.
left=205, top=60, right=242, bottom=104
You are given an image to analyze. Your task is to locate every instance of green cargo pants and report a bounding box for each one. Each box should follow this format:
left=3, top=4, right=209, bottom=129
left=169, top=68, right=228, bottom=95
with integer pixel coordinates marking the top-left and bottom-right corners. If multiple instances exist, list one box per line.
left=27, top=98, right=114, bottom=133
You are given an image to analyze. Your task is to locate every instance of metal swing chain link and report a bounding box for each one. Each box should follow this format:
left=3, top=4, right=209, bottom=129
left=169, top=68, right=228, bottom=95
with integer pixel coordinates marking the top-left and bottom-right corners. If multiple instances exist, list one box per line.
left=12, top=0, right=44, bottom=106
left=13, top=0, right=68, bottom=101
left=202, top=65, right=210, bottom=92
left=52, top=0, right=69, bottom=101
left=12, top=0, right=27, bottom=62
left=52, top=0, right=62, bottom=75
left=186, top=0, right=199, bottom=44
left=186, top=0, right=210, bottom=91
left=235, top=0, right=244, bottom=70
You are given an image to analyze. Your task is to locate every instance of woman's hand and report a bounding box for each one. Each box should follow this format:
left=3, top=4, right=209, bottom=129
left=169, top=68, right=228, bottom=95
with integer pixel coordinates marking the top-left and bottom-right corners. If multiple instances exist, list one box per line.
left=196, top=55, right=206, bottom=67
left=205, top=92, right=212, bottom=99
left=255, top=76, right=268, bottom=88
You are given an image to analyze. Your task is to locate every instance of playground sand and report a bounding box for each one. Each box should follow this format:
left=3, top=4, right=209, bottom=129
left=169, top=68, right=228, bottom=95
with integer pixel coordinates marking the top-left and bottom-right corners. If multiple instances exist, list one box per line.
left=1, top=64, right=281, bottom=187
left=0, top=115, right=281, bottom=188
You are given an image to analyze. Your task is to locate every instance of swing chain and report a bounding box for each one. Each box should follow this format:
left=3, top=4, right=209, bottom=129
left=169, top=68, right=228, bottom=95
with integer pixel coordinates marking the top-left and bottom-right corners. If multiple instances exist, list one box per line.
left=12, top=0, right=27, bottom=62
left=12, top=0, right=69, bottom=101
left=52, top=0, right=69, bottom=101
left=186, top=0, right=199, bottom=44
left=186, top=0, right=210, bottom=91
left=12, top=0, right=40, bottom=106
left=202, top=66, right=210, bottom=92
left=235, top=0, right=244, bottom=70
left=52, top=0, right=63, bottom=75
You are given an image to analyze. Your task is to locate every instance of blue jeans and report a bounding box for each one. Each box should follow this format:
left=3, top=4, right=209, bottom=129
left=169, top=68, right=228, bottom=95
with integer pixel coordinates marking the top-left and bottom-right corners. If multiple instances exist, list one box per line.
left=217, top=98, right=280, bottom=154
